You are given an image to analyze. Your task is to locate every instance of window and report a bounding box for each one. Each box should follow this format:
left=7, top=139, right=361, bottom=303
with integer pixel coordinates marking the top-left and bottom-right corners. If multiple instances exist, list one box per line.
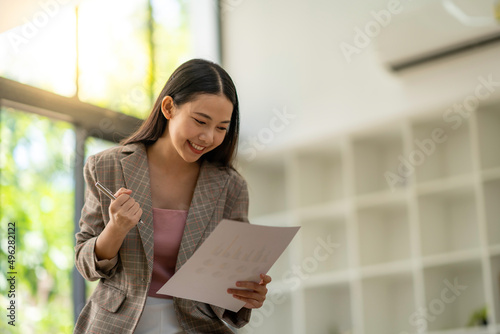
left=1, top=106, right=75, bottom=333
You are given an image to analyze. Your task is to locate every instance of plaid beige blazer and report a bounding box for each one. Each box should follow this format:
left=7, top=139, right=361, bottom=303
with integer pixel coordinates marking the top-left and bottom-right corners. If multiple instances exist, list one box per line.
left=74, top=143, right=251, bottom=333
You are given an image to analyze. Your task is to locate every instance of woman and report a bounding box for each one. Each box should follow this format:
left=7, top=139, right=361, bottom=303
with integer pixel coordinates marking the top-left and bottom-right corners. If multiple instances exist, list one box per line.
left=74, top=59, right=271, bottom=334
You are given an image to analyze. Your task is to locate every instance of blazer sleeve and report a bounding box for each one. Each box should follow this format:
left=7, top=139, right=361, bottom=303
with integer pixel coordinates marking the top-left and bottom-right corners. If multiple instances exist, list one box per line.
left=211, top=176, right=252, bottom=327
left=74, top=155, right=119, bottom=281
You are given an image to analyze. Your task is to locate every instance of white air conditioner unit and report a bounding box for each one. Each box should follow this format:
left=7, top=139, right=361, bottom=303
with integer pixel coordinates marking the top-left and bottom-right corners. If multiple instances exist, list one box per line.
left=374, top=0, right=500, bottom=71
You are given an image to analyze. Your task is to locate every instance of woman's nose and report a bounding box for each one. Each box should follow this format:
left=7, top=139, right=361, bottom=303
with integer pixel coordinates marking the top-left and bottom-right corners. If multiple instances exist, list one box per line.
left=198, top=128, right=214, bottom=145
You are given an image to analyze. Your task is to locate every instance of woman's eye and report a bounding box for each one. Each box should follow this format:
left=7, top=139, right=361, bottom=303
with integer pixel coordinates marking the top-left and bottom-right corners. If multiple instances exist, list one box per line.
left=217, top=127, right=228, bottom=131
left=193, top=118, right=205, bottom=125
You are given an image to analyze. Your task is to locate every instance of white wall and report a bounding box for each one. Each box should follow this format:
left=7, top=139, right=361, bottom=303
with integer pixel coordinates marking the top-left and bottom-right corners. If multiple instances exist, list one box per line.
left=221, top=0, right=500, bottom=150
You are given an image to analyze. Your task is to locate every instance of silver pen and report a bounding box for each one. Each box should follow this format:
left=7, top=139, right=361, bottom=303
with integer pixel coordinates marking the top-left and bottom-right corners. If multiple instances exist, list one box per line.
left=95, top=181, right=144, bottom=225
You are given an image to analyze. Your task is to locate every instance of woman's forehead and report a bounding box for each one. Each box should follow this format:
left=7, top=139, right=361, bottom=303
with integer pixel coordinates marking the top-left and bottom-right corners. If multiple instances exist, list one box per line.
left=186, top=94, right=233, bottom=121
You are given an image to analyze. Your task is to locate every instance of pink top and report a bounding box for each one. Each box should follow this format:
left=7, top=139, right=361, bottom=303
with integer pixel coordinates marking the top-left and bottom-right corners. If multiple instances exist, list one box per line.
left=148, top=208, right=188, bottom=299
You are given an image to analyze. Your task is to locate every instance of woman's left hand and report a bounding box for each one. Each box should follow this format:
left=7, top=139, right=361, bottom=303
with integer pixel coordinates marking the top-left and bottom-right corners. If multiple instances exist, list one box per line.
left=227, top=273, right=272, bottom=309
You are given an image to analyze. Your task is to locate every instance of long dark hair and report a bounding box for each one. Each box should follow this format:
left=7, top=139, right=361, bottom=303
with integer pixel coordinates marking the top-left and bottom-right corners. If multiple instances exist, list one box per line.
left=121, top=59, right=240, bottom=168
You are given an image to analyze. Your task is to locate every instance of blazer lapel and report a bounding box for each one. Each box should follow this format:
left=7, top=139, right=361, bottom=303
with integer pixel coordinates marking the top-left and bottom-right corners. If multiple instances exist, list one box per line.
left=176, top=160, right=229, bottom=270
left=120, top=143, right=155, bottom=274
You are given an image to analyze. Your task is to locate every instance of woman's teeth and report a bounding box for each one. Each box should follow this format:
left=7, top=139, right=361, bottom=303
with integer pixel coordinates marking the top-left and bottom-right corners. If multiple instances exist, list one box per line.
left=190, top=141, right=205, bottom=151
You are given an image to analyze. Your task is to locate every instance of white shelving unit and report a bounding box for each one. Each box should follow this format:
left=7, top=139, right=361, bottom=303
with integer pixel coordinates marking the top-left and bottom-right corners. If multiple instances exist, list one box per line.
left=361, top=273, right=415, bottom=334
left=295, top=146, right=345, bottom=207
left=423, top=259, right=486, bottom=332
left=483, top=180, right=500, bottom=247
left=418, top=185, right=480, bottom=257
left=236, top=102, right=500, bottom=334
left=412, top=116, right=473, bottom=184
left=304, top=283, right=352, bottom=334
left=357, top=203, right=410, bottom=266
left=302, top=219, right=348, bottom=273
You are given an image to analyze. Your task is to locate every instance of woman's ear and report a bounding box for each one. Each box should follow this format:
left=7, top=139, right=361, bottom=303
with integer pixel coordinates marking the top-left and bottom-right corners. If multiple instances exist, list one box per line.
left=161, top=96, right=175, bottom=119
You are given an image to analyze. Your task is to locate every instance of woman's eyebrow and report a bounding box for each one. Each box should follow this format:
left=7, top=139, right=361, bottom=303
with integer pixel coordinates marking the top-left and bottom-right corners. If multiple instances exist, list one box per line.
left=193, top=112, right=231, bottom=123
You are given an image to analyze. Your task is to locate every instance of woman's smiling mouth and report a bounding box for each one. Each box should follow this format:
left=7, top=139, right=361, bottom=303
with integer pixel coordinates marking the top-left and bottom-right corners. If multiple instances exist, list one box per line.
left=188, top=140, right=206, bottom=153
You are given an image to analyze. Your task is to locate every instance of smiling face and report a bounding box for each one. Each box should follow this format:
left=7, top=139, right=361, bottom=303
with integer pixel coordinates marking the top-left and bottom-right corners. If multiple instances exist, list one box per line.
left=161, top=93, right=233, bottom=163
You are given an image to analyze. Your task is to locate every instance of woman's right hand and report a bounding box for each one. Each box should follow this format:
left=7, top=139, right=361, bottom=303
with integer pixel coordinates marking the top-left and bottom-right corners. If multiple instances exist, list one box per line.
left=108, top=188, right=143, bottom=234
left=95, top=188, right=143, bottom=261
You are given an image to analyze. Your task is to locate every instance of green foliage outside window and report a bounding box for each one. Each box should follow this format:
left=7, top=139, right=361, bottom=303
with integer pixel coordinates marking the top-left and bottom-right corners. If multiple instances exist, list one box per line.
left=1, top=108, right=75, bottom=333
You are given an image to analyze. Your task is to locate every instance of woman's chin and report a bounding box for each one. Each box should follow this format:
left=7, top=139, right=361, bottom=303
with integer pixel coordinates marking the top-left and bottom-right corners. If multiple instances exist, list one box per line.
left=180, top=151, right=203, bottom=163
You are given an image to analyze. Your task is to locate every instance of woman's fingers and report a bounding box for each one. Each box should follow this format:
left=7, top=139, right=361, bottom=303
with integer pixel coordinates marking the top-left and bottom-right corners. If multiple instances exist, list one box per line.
left=260, top=274, right=272, bottom=285
left=228, top=289, right=265, bottom=308
left=229, top=287, right=266, bottom=301
left=109, top=189, right=132, bottom=208
left=108, top=188, right=142, bottom=232
left=111, top=189, right=137, bottom=212
left=114, top=187, right=132, bottom=198
left=110, top=194, right=132, bottom=213
left=227, top=274, right=272, bottom=309
left=131, top=202, right=143, bottom=219
left=234, top=281, right=268, bottom=294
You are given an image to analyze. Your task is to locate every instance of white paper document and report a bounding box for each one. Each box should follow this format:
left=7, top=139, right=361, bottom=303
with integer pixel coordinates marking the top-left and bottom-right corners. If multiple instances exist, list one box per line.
left=157, top=219, right=300, bottom=312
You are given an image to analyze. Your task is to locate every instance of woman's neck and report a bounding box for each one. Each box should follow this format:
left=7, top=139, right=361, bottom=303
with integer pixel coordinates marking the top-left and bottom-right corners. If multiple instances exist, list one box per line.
left=146, top=136, right=200, bottom=176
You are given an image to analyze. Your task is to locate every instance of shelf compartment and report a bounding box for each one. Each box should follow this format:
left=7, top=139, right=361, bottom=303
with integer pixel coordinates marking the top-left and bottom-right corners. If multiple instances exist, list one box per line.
left=422, top=249, right=482, bottom=269
left=416, top=174, right=475, bottom=197
left=238, top=157, right=287, bottom=217
left=355, top=188, right=407, bottom=209
left=418, top=186, right=480, bottom=257
left=304, top=283, right=352, bottom=334
left=423, top=260, right=486, bottom=332
left=303, top=270, right=352, bottom=288
left=352, top=128, right=405, bottom=195
left=476, top=104, right=500, bottom=171
left=483, top=179, right=500, bottom=247
left=295, top=199, right=346, bottom=222
left=412, top=116, right=473, bottom=183
left=294, top=146, right=344, bottom=208
left=491, top=245, right=500, bottom=257
left=357, top=203, right=411, bottom=266
left=427, top=327, right=493, bottom=334
left=491, top=255, right=500, bottom=326
left=361, top=273, right=416, bottom=334
left=299, top=217, right=348, bottom=274
left=360, top=260, right=413, bottom=279
left=481, top=166, right=500, bottom=183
